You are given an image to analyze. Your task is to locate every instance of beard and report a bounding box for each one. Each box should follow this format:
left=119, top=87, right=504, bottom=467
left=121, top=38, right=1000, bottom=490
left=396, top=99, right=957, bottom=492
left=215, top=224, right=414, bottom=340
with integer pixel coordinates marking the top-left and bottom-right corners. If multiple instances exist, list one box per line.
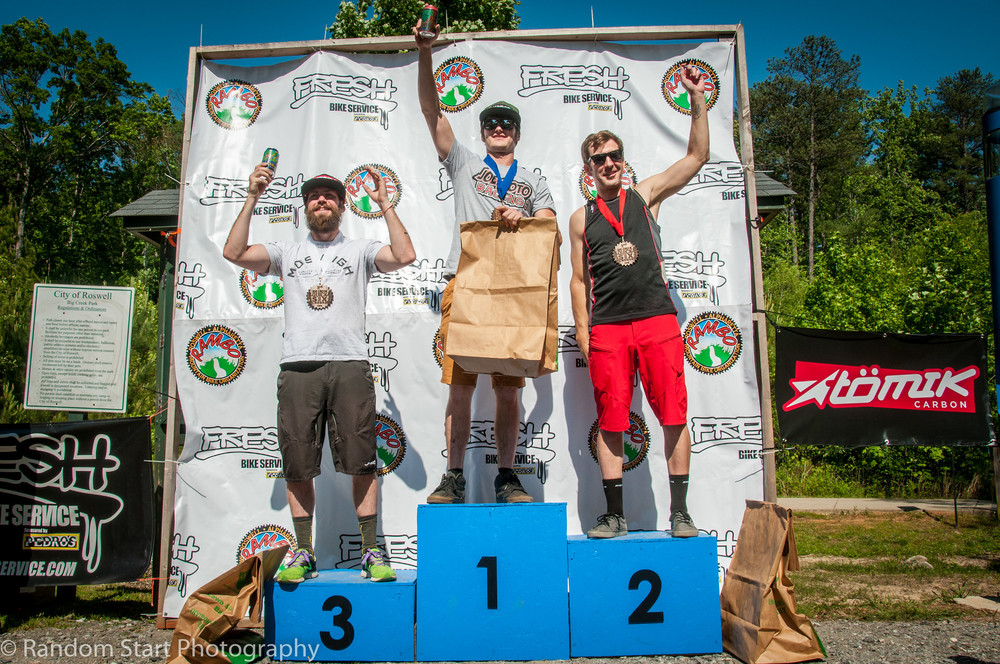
left=306, top=205, right=342, bottom=234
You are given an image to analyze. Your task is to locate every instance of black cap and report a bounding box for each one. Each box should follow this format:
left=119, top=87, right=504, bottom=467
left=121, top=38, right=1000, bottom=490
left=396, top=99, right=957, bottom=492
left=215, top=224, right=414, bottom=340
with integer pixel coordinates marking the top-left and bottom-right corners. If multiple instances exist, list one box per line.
left=301, top=174, right=346, bottom=202
left=479, top=101, right=521, bottom=127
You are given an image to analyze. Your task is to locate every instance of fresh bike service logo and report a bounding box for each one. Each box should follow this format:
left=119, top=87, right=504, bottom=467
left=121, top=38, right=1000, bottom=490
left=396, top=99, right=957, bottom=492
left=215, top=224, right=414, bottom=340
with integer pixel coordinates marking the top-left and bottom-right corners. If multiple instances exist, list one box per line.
left=518, top=64, right=631, bottom=119
left=187, top=325, right=247, bottom=385
left=587, top=412, right=650, bottom=471
left=434, top=57, right=484, bottom=112
left=661, top=59, right=719, bottom=115
left=240, top=270, right=284, bottom=309
left=205, top=80, right=262, bottom=129
left=683, top=312, right=742, bottom=375
left=375, top=414, right=407, bottom=476
left=289, top=72, right=398, bottom=130
left=344, top=164, right=402, bottom=219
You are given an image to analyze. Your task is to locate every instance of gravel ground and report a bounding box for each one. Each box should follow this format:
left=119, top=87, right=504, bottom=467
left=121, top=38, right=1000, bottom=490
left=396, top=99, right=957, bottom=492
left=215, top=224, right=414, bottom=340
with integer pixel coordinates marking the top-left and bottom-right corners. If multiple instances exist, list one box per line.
left=1, top=618, right=998, bottom=664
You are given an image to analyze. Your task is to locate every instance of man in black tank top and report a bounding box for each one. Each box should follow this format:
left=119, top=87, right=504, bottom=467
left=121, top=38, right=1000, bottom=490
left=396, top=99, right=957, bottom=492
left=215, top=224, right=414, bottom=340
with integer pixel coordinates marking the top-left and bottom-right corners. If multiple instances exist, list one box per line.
left=568, top=64, right=710, bottom=539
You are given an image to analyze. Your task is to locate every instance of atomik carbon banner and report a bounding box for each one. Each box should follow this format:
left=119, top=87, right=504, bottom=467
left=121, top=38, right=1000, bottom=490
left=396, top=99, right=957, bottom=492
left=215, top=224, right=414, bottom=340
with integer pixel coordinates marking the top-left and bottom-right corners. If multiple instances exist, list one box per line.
left=0, top=417, right=154, bottom=586
left=775, top=327, right=994, bottom=446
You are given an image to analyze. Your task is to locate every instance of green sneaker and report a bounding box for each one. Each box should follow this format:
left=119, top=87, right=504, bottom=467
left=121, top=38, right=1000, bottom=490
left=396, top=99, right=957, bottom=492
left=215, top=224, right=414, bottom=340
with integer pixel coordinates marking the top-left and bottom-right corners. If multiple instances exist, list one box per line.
left=361, top=547, right=396, bottom=582
left=275, top=548, right=317, bottom=584
left=670, top=510, right=699, bottom=538
left=587, top=512, right=627, bottom=539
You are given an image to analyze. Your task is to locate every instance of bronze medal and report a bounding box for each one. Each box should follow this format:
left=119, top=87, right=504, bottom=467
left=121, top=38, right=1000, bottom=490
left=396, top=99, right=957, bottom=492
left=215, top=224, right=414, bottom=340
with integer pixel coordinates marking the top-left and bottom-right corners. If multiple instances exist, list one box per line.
left=612, top=239, right=638, bottom=267
left=306, top=283, right=333, bottom=310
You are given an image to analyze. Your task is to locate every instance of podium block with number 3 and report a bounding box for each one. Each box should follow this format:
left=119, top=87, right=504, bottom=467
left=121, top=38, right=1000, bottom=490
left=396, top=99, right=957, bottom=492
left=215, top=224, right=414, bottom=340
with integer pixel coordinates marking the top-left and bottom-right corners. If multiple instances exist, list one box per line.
left=567, top=532, right=721, bottom=656
left=416, top=503, right=569, bottom=661
left=265, top=569, right=416, bottom=661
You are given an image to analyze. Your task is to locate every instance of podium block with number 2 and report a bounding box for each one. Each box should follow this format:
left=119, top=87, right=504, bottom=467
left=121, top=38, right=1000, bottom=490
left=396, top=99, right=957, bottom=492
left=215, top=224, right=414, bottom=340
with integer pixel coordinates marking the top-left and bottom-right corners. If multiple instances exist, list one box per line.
left=568, top=532, right=721, bottom=656
left=416, top=503, right=569, bottom=661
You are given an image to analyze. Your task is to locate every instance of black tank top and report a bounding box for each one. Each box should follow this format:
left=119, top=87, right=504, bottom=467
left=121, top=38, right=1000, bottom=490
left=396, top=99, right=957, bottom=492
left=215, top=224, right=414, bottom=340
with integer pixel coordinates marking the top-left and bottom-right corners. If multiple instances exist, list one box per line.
left=584, top=189, right=676, bottom=326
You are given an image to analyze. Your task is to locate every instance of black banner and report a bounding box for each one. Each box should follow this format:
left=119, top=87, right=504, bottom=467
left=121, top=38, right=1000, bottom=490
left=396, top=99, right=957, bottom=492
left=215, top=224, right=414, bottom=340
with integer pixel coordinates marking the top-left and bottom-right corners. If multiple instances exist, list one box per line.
left=775, top=327, right=994, bottom=446
left=0, top=417, right=154, bottom=586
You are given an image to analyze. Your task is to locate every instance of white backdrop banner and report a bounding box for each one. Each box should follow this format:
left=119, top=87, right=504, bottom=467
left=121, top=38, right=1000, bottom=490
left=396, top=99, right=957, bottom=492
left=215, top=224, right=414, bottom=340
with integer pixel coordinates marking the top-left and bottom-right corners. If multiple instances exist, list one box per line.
left=165, top=36, right=763, bottom=619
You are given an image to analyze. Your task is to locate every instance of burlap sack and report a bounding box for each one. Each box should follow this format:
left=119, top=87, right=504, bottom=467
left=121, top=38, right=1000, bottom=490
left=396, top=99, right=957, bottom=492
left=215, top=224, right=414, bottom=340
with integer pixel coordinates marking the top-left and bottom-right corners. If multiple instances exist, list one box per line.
left=720, top=501, right=825, bottom=663
left=167, top=545, right=287, bottom=664
left=447, top=216, right=559, bottom=378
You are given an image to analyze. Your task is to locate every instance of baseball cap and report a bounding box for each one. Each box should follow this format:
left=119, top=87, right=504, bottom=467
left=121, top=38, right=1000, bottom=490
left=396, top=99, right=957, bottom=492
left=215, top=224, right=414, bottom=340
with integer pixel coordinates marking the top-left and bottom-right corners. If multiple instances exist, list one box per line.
left=479, top=101, right=521, bottom=127
left=301, top=174, right=346, bottom=202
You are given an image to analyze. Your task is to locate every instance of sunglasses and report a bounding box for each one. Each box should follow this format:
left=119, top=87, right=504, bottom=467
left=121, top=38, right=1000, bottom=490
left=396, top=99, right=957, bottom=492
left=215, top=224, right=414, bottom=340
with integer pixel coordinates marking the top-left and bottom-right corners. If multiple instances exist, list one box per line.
left=482, top=117, right=517, bottom=131
left=589, top=149, right=624, bottom=165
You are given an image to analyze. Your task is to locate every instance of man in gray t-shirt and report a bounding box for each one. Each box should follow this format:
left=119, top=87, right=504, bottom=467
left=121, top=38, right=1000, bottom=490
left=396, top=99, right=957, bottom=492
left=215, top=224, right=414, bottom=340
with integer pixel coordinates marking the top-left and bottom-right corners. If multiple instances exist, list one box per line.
left=223, top=163, right=415, bottom=583
left=415, top=22, right=557, bottom=505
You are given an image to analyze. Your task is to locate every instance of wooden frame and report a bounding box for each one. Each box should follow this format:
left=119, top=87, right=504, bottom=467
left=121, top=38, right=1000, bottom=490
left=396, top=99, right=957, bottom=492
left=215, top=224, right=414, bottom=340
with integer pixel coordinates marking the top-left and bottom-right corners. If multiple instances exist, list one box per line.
left=155, top=25, right=774, bottom=627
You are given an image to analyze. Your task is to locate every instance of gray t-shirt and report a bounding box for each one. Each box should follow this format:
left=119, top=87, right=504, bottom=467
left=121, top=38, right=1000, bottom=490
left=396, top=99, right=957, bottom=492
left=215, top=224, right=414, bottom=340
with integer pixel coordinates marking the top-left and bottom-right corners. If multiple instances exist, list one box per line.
left=265, top=233, right=382, bottom=363
left=442, top=140, right=556, bottom=274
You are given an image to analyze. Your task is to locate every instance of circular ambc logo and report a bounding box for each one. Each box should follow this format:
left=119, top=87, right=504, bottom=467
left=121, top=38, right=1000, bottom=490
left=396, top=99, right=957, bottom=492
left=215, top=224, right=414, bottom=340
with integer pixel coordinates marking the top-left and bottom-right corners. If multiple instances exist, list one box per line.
left=375, top=414, right=407, bottom=476
left=205, top=80, right=262, bottom=129
left=343, top=164, right=402, bottom=219
left=237, top=524, right=295, bottom=563
left=578, top=161, right=638, bottom=201
left=187, top=324, right=247, bottom=385
left=587, top=412, right=651, bottom=472
left=661, top=59, right=720, bottom=116
left=683, top=311, right=742, bottom=374
left=432, top=327, right=445, bottom=368
left=434, top=56, right=484, bottom=112
left=240, top=269, right=284, bottom=309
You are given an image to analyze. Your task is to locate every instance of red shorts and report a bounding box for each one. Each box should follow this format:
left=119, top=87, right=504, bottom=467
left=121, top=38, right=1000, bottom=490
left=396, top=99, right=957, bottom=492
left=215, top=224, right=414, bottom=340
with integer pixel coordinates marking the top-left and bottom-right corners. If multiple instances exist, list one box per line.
left=588, top=313, right=687, bottom=431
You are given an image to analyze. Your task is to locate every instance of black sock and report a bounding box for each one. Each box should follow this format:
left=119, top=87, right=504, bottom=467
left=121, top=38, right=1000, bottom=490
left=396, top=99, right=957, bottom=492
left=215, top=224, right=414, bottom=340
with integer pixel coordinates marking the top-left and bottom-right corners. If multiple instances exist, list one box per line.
left=358, top=513, right=378, bottom=552
left=447, top=468, right=464, bottom=477
left=292, top=515, right=313, bottom=552
left=669, top=474, right=689, bottom=514
left=602, top=478, right=624, bottom=516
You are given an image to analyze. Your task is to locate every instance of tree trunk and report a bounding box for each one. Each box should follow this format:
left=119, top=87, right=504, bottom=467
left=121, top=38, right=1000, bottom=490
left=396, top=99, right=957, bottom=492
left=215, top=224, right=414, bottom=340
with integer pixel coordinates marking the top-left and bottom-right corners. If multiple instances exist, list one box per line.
left=15, top=166, right=30, bottom=259
left=789, top=205, right=798, bottom=265
left=808, top=113, right=816, bottom=280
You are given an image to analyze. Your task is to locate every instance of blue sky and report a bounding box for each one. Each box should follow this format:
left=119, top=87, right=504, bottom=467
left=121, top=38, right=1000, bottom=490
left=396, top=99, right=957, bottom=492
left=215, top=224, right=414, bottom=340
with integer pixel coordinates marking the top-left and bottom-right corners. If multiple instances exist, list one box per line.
left=3, top=0, right=996, bottom=110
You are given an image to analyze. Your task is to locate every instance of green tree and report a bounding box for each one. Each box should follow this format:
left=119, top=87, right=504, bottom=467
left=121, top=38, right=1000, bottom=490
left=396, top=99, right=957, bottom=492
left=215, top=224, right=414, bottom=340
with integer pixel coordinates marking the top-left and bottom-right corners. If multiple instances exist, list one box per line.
left=751, top=36, right=867, bottom=279
left=327, top=0, right=520, bottom=39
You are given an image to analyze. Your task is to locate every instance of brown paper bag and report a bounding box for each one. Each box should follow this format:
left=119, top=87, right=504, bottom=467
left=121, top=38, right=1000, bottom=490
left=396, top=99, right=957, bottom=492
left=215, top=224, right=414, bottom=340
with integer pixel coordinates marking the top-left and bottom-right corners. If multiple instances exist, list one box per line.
left=167, top=545, right=288, bottom=664
left=720, top=501, right=825, bottom=664
left=447, top=216, right=559, bottom=378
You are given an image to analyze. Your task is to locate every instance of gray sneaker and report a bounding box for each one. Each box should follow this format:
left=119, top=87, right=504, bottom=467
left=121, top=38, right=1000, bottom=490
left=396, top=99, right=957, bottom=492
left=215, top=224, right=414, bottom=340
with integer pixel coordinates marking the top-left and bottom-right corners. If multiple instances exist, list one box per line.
left=587, top=513, right=627, bottom=539
left=495, top=472, right=534, bottom=503
left=670, top=510, right=698, bottom=537
left=427, top=471, right=465, bottom=504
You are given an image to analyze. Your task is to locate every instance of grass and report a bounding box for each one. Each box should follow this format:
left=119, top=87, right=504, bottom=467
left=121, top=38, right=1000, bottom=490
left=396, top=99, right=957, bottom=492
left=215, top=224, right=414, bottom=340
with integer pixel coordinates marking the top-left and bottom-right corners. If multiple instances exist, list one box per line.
left=0, top=579, right=154, bottom=632
left=1, top=511, right=997, bottom=630
left=789, top=510, right=1000, bottom=621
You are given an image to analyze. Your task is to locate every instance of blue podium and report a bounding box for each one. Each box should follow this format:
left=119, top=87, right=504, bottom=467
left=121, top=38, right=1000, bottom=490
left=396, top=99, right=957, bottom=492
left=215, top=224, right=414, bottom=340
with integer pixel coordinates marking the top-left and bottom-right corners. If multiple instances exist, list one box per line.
left=265, top=569, right=416, bottom=661
left=567, top=531, right=721, bottom=656
left=415, top=503, right=570, bottom=661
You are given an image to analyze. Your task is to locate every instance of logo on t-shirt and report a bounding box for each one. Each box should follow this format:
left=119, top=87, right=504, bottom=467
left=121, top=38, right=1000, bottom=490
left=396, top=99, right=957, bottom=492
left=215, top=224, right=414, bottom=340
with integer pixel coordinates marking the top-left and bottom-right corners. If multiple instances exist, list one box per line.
left=471, top=168, right=532, bottom=208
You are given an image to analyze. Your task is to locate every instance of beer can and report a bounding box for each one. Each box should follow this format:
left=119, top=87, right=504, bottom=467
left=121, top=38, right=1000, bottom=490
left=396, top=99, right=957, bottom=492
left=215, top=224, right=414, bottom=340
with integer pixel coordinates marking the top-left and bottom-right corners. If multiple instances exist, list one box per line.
left=418, top=4, right=438, bottom=38
left=262, top=147, right=279, bottom=173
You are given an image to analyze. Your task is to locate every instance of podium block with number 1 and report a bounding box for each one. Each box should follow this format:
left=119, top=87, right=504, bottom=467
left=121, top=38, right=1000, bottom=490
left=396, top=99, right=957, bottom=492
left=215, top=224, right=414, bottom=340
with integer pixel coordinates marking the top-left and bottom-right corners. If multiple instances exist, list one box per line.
left=416, top=503, right=569, bottom=661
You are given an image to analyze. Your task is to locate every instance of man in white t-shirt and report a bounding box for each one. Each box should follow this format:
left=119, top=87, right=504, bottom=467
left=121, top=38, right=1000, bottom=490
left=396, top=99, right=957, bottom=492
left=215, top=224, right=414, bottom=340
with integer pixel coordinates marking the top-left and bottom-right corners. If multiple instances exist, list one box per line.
left=415, top=22, right=557, bottom=504
left=223, top=162, right=415, bottom=582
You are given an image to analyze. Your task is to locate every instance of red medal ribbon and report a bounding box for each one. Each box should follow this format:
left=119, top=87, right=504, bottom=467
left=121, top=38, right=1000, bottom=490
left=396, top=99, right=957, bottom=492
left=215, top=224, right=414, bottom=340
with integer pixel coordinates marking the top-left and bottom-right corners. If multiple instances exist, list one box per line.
left=595, top=189, right=627, bottom=237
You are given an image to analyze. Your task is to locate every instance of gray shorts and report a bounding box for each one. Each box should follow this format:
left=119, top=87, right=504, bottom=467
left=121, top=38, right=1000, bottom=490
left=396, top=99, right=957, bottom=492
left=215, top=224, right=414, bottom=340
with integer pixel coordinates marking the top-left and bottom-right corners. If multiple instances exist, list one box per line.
left=276, top=360, right=377, bottom=481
